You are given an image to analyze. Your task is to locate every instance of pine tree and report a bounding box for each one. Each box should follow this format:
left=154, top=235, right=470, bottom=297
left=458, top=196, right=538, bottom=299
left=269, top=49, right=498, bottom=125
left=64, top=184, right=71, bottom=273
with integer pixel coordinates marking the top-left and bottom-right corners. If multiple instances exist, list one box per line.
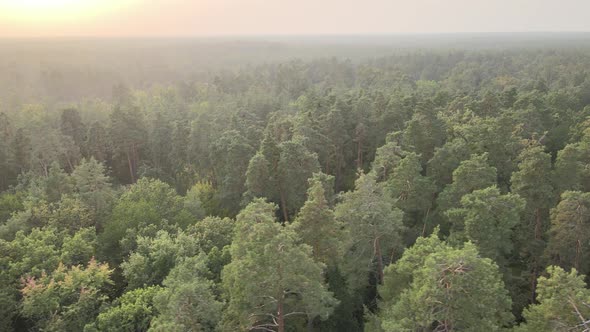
left=447, top=186, right=525, bottom=265
left=291, top=176, right=347, bottom=266
left=516, top=266, right=590, bottom=332
left=335, top=173, right=404, bottom=288
left=511, top=144, right=555, bottom=301
left=380, top=242, right=513, bottom=331
left=546, top=191, right=590, bottom=274
left=222, top=199, right=337, bottom=332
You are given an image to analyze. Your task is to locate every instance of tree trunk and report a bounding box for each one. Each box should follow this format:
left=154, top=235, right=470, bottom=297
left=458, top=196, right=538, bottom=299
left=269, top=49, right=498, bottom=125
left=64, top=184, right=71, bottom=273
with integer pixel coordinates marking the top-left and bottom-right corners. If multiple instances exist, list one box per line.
left=531, top=265, right=537, bottom=302
left=531, top=208, right=543, bottom=301
left=277, top=257, right=285, bottom=332
left=576, top=239, right=582, bottom=271
left=534, top=208, right=542, bottom=240
left=307, top=314, right=315, bottom=332
left=127, top=150, right=135, bottom=183
left=279, top=187, right=289, bottom=222
left=356, top=139, right=362, bottom=170
left=374, top=236, right=384, bottom=284
left=64, top=153, right=73, bottom=173
left=278, top=298, right=285, bottom=332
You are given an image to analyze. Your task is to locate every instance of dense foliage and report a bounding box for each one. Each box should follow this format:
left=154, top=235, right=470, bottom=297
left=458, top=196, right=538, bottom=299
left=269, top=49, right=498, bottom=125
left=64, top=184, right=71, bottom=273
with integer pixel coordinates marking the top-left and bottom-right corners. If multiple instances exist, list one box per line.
left=1, top=38, right=590, bottom=331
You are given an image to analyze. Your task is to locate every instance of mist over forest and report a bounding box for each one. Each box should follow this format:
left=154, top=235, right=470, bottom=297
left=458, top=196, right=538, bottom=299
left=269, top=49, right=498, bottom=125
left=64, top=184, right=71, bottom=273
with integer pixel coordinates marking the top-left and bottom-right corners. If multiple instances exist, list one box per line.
left=1, top=32, right=590, bottom=331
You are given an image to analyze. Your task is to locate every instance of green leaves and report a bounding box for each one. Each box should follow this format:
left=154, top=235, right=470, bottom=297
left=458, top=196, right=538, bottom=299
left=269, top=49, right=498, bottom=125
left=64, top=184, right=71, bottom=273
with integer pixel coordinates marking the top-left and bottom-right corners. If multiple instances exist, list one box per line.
left=335, top=173, right=404, bottom=288
left=447, top=186, right=525, bottom=265
left=245, top=136, right=320, bottom=221
left=222, top=199, right=337, bottom=332
left=92, top=286, right=161, bottom=332
left=291, top=175, right=347, bottom=266
left=517, top=266, right=590, bottom=332
left=21, top=259, right=113, bottom=332
left=380, top=240, right=513, bottom=331
left=546, top=191, right=590, bottom=274
left=150, top=256, right=223, bottom=332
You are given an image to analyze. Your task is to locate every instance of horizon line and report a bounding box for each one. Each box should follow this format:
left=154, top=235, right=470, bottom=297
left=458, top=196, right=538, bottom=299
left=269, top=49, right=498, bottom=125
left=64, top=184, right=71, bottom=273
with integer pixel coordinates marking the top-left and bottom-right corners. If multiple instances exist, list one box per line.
left=2, top=31, right=590, bottom=40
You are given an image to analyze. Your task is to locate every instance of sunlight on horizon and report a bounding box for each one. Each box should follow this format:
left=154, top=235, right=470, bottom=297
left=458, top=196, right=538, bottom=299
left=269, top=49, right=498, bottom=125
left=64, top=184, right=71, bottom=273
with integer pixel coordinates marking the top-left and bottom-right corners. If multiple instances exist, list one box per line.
left=0, top=0, right=589, bottom=37
left=0, top=0, right=135, bottom=22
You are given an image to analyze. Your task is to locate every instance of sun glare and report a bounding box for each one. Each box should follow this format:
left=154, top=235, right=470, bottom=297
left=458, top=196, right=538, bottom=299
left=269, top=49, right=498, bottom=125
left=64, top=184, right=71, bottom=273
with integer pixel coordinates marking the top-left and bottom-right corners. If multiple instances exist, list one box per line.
left=0, top=0, right=129, bottom=22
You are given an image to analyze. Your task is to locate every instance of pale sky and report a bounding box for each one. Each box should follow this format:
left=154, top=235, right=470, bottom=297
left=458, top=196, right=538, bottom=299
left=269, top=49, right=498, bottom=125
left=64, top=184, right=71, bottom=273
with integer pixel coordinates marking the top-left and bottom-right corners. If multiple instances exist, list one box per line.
left=0, top=0, right=589, bottom=37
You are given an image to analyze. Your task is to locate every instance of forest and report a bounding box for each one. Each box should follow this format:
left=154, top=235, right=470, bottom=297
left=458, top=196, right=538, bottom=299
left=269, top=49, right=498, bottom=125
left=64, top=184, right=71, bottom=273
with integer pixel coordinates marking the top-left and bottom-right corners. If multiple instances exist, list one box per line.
left=1, top=36, right=590, bottom=331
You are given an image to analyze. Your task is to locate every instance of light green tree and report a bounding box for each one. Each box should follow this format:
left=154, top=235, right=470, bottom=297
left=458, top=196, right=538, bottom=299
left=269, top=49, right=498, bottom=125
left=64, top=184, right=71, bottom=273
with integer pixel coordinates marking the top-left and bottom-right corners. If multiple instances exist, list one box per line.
left=91, top=286, right=161, bottom=332
left=222, top=199, right=337, bottom=332
left=290, top=176, right=347, bottom=266
left=150, top=255, right=223, bottom=332
left=546, top=191, right=590, bottom=274
left=437, top=153, right=498, bottom=214
left=387, top=152, right=436, bottom=238
left=71, top=158, right=114, bottom=225
left=516, top=266, right=590, bottom=332
left=335, top=173, right=404, bottom=288
left=446, top=186, right=525, bottom=265
left=21, top=259, right=113, bottom=332
left=511, top=143, right=555, bottom=301
left=380, top=242, right=513, bottom=331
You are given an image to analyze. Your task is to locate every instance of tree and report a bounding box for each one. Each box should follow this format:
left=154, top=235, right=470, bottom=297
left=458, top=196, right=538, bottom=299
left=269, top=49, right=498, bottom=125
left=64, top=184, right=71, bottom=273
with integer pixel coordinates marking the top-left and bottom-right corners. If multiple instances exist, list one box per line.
left=511, top=144, right=555, bottom=301
left=290, top=175, right=347, bottom=266
left=43, top=162, right=74, bottom=203
left=436, top=153, right=497, bottom=232
left=91, top=286, right=161, bottom=332
left=427, top=138, right=471, bottom=189
left=449, top=114, right=523, bottom=188
left=245, top=136, right=320, bottom=221
left=184, top=181, right=221, bottom=218
left=60, top=227, right=97, bottom=266
left=121, top=230, right=200, bottom=290
left=84, top=121, right=110, bottom=163
left=554, top=143, right=585, bottom=195
left=335, top=173, right=404, bottom=288
left=10, top=128, right=31, bottom=175
left=186, top=216, right=235, bottom=282
left=150, top=255, right=223, bottom=332
left=400, top=102, right=446, bottom=165
left=379, top=231, right=448, bottom=306
left=222, top=199, right=337, bottom=332
left=370, top=135, right=404, bottom=182
left=210, top=130, right=256, bottom=216
left=59, top=108, right=85, bottom=150
left=20, top=259, right=113, bottom=332
left=446, top=186, right=525, bottom=266
left=516, top=266, right=590, bottom=332
left=147, top=111, right=173, bottom=179
left=379, top=242, right=513, bottom=331
left=109, top=106, right=147, bottom=183
left=0, top=112, right=15, bottom=191
left=546, top=191, right=590, bottom=274
left=28, top=128, right=70, bottom=176
left=99, top=178, right=190, bottom=263
left=71, top=158, right=114, bottom=226
left=386, top=152, right=436, bottom=238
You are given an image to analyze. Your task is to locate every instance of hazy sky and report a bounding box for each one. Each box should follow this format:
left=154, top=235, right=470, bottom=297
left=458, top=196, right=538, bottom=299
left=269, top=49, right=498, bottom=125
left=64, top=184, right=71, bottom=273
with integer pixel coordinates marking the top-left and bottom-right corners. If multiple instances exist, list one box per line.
left=1, top=0, right=590, bottom=37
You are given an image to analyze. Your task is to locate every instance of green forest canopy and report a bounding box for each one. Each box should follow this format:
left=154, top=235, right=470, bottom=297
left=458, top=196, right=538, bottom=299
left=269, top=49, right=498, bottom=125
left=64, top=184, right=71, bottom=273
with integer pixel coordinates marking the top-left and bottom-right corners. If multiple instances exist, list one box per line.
left=1, top=35, right=590, bottom=331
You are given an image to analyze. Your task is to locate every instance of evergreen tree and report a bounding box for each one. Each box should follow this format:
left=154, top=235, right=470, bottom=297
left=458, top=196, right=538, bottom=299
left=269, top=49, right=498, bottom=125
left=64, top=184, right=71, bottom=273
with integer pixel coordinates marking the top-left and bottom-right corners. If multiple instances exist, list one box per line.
left=291, top=175, right=347, bottom=266
left=546, top=191, right=590, bottom=274
left=335, top=173, right=404, bottom=288
left=222, top=199, right=337, bottom=332
left=380, top=242, right=513, bottom=331
left=447, top=186, right=525, bottom=265
left=387, top=152, right=436, bottom=238
left=517, top=266, right=590, bottom=332
left=511, top=143, right=555, bottom=301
